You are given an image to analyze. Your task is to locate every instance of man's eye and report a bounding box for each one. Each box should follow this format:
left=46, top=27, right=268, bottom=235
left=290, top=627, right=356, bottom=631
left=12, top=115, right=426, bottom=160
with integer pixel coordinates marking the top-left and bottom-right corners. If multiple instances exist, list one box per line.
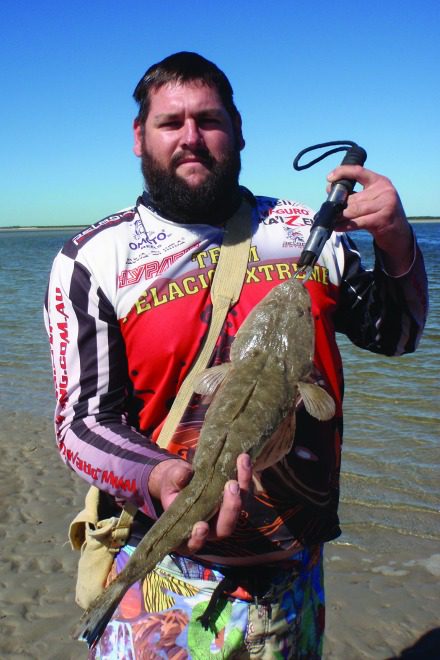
left=200, top=117, right=221, bottom=127
left=161, top=121, right=180, bottom=129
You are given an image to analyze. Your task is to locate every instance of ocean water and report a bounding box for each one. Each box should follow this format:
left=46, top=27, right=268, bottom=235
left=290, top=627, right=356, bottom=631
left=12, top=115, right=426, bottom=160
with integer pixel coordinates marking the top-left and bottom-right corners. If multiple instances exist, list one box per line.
left=336, top=225, right=439, bottom=551
left=0, top=223, right=438, bottom=552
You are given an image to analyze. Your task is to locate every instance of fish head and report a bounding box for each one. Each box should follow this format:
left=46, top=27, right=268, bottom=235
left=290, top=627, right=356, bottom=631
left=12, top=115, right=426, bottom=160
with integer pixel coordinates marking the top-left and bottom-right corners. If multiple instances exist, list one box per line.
left=232, top=278, right=314, bottom=381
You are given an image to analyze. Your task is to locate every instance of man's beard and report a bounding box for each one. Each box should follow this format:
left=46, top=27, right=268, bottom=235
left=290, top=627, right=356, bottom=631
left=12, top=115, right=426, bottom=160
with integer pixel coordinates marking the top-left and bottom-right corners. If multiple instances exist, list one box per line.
left=140, top=146, right=242, bottom=225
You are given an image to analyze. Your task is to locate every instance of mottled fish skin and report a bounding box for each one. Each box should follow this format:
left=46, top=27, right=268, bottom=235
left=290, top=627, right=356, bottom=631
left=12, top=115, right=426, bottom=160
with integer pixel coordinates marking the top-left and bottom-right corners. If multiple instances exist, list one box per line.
left=76, top=277, right=335, bottom=647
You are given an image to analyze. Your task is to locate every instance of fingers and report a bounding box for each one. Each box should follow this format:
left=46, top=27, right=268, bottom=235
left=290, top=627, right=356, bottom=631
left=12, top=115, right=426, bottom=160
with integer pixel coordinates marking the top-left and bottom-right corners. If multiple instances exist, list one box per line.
left=213, top=453, right=252, bottom=538
left=214, top=479, right=243, bottom=539
left=185, top=453, right=253, bottom=554
left=185, top=480, right=242, bottom=554
left=327, top=164, right=379, bottom=188
left=237, top=452, right=253, bottom=493
left=185, top=521, right=210, bottom=554
left=326, top=166, right=405, bottom=229
left=326, top=164, right=413, bottom=274
left=340, top=186, right=405, bottom=233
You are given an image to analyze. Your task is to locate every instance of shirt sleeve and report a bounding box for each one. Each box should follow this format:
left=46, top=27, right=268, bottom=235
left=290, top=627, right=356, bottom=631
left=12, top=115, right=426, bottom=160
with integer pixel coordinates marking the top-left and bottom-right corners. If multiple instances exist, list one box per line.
left=44, top=248, right=173, bottom=518
left=334, top=230, right=428, bottom=355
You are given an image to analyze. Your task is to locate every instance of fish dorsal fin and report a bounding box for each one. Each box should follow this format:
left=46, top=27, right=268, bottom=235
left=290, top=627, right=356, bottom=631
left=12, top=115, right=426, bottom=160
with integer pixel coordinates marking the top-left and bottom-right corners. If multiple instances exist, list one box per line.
left=298, top=382, right=335, bottom=421
left=193, top=363, right=230, bottom=397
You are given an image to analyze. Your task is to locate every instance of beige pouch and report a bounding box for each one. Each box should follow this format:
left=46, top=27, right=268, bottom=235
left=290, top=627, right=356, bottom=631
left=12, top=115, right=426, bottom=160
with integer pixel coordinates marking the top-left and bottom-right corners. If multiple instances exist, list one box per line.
left=69, top=485, right=136, bottom=609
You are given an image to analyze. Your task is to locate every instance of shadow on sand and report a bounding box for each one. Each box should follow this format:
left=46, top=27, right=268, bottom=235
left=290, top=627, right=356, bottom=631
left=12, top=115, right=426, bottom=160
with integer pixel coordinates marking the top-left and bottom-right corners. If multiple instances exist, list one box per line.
left=387, top=628, right=440, bottom=658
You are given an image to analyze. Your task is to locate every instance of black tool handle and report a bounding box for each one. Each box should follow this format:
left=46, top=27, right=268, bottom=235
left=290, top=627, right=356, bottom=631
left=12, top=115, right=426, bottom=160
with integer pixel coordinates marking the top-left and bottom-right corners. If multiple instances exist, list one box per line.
left=298, top=144, right=367, bottom=268
left=334, top=144, right=367, bottom=194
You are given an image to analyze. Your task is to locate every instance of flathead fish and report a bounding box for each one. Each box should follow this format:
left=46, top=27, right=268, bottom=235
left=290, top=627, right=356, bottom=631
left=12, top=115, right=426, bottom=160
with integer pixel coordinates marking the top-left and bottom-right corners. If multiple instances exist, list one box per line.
left=77, top=276, right=335, bottom=647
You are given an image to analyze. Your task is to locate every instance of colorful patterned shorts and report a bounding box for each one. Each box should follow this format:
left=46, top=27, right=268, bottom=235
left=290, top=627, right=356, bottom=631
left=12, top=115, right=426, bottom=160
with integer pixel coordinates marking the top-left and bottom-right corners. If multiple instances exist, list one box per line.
left=89, top=545, right=325, bottom=659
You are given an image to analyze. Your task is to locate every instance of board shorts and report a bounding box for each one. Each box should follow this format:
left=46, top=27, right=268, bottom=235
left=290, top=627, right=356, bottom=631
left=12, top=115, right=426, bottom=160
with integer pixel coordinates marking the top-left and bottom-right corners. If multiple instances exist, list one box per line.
left=88, top=544, right=325, bottom=659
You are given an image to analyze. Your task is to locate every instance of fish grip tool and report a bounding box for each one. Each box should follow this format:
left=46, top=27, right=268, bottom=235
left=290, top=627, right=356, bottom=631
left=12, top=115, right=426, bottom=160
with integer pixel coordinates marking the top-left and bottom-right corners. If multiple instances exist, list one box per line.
left=293, top=140, right=367, bottom=279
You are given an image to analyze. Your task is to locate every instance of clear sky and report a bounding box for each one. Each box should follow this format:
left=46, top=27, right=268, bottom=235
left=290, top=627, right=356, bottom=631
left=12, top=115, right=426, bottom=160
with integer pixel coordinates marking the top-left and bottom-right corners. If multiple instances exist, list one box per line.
left=1, top=0, right=439, bottom=227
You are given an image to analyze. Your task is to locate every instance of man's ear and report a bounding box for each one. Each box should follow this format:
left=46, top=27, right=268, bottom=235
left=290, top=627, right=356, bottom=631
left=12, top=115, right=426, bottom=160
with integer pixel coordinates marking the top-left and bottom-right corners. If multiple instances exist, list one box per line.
left=133, top=119, right=144, bottom=157
left=234, top=113, right=245, bottom=151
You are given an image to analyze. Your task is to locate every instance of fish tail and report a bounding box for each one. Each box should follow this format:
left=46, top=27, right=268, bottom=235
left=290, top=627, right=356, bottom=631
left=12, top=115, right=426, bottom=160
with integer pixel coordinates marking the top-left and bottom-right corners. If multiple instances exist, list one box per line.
left=73, top=579, right=127, bottom=648
left=73, top=474, right=218, bottom=648
left=73, top=476, right=225, bottom=648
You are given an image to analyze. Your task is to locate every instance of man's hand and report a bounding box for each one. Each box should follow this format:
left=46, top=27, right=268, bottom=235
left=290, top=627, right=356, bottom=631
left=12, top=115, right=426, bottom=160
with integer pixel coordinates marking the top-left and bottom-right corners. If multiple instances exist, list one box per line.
left=148, top=453, right=252, bottom=554
left=327, top=165, right=414, bottom=276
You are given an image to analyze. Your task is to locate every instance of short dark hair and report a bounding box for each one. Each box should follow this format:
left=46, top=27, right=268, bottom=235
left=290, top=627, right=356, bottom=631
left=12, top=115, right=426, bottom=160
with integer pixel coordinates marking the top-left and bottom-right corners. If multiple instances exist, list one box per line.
left=133, top=51, right=240, bottom=124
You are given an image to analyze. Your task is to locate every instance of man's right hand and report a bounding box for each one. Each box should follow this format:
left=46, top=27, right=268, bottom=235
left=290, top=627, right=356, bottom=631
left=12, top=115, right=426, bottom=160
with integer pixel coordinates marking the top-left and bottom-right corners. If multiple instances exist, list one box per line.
left=148, top=458, right=195, bottom=510
left=148, top=453, right=252, bottom=554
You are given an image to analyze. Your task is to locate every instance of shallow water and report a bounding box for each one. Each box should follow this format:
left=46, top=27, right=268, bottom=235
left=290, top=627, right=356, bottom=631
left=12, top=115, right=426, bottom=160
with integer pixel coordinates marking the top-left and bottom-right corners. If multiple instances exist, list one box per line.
left=0, top=223, right=438, bottom=555
left=335, top=224, right=439, bottom=551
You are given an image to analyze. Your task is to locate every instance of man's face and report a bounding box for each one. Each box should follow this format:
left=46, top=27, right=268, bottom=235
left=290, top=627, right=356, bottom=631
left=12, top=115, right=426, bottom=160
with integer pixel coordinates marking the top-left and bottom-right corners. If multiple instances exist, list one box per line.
left=133, top=81, right=244, bottom=222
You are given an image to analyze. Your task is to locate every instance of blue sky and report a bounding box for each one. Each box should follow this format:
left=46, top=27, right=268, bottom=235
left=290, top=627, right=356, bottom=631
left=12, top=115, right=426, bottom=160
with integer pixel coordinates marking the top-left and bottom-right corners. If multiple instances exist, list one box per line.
left=1, top=0, right=439, bottom=227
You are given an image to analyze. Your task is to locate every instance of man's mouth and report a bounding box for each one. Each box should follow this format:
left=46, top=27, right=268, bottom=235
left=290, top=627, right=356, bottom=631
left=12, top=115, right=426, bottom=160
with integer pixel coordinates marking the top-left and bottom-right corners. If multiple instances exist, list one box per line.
left=178, top=158, right=206, bottom=165
left=173, top=151, right=214, bottom=169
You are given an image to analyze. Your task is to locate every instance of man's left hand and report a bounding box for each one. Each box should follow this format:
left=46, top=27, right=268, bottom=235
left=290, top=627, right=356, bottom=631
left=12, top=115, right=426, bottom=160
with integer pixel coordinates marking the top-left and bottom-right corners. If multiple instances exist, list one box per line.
left=184, top=452, right=253, bottom=554
left=327, top=165, right=414, bottom=276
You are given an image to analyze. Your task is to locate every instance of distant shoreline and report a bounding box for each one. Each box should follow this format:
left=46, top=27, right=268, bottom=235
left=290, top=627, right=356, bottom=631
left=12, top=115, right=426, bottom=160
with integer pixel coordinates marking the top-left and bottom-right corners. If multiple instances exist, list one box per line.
left=408, top=217, right=440, bottom=223
left=0, top=218, right=439, bottom=231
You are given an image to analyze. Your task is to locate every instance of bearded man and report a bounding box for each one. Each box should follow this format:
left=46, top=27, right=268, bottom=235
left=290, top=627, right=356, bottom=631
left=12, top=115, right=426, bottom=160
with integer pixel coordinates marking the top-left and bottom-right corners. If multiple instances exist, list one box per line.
left=45, top=52, right=427, bottom=658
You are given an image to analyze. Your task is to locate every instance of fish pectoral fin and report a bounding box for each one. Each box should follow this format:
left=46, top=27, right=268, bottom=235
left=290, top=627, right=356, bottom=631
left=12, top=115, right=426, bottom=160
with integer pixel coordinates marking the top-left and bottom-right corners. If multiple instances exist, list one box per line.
left=252, top=473, right=265, bottom=492
left=193, top=363, right=231, bottom=397
left=253, top=412, right=296, bottom=472
left=298, top=382, right=336, bottom=421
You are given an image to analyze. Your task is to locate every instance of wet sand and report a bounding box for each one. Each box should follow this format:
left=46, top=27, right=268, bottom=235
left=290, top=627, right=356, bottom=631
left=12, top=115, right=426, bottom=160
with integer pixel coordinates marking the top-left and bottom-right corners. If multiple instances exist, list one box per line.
left=1, top=413, right=438, bottom=659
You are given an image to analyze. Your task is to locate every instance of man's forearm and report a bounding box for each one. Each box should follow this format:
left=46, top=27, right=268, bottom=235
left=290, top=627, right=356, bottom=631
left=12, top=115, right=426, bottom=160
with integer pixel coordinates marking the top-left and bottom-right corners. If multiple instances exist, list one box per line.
left=374, top=220, right=415, bottom=277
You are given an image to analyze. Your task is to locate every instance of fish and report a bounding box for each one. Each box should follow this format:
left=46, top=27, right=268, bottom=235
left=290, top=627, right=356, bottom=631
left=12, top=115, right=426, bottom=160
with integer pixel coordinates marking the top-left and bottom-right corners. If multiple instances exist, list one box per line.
left=75, top=276, right=335, bottom=647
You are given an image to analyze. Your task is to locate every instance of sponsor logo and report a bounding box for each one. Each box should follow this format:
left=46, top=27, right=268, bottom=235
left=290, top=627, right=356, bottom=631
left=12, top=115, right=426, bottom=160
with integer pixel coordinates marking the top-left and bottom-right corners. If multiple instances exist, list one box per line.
left=129, top=217, right=169, bottom=251
left=262, top=205, right=313, bottom=227
left=54, top=287, right=69, bottom=409
left=118, top=242, right=200, bottom=287
left=283, top=227, right=306, bottom=249
left=72, top=210, right=134, bottom=245
left=59, top=442, right=137, bottom=492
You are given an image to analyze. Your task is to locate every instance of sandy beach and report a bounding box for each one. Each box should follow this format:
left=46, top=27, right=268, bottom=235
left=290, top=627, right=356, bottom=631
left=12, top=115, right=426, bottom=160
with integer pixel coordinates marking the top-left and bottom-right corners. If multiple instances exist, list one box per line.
left=0, top=412, right=438, bottom=660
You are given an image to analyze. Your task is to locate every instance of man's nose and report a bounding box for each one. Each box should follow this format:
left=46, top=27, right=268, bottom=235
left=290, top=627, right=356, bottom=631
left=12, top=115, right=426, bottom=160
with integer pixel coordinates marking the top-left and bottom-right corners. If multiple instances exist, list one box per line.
left=181, top=119, right=204, bottom=148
